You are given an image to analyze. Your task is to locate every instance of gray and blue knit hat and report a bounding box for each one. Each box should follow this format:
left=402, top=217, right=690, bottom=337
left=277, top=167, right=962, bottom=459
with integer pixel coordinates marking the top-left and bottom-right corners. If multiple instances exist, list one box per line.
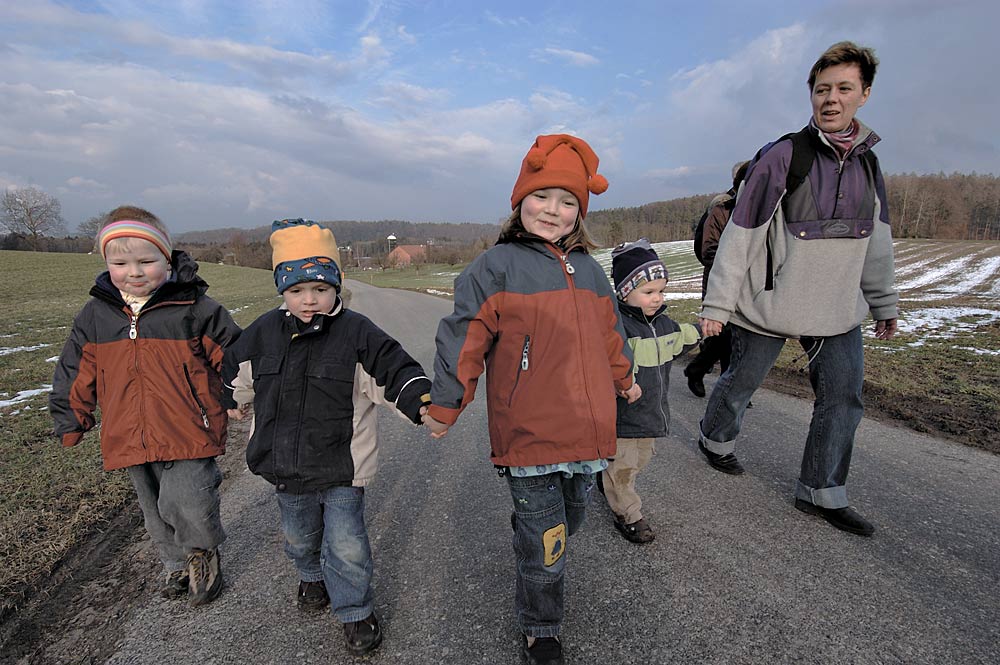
left=611, top=238, right=667, bottom=300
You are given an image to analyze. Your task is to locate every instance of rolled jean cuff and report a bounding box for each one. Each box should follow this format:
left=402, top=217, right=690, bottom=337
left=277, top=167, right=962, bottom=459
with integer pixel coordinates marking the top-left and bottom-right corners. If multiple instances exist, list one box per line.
left=699, top=428, right=736, bottom=456
left=335, top=604, right=375, bottom=624
left=795, top=481, right=848, bottom=509
left=523, top=626, right=561, bottom=639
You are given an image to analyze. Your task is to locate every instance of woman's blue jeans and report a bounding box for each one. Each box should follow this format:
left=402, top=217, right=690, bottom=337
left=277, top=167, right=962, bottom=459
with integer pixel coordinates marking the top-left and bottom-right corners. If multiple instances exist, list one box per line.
left=507, top=471, right=595, bottom=638
left=275, top=486, right=374, bottom=623
left=699, top=325, right=865, bottom=509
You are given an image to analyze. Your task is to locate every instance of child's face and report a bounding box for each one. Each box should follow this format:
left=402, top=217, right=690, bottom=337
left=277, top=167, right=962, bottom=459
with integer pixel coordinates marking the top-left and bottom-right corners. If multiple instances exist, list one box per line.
left=810, top=62, right=870, bottom=133
left=105, top=238, right=171, bottom=298
left=624, top=278, right=667, bottom=317
left=282, top=280, right=337, bottom=323
left=520, top=188, right=580, bottom=243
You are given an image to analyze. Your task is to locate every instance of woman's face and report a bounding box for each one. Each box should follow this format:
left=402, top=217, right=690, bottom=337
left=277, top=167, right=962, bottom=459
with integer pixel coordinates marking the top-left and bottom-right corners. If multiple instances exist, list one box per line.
left=810, top=62, right=870, bottom=133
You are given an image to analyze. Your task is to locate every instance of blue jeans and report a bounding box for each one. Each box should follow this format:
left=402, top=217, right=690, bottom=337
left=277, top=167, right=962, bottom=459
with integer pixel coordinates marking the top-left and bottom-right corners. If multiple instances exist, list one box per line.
left=507, top=472, right=596, bottom=638
left=275, top=486, right=374, bottom=623
left=699, top=325, right=865, bottom=509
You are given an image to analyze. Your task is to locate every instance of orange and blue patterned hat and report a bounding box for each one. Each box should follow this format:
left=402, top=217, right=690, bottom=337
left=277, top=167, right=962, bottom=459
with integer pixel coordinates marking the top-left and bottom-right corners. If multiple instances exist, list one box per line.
left=270, top=218, right=342, bottom=294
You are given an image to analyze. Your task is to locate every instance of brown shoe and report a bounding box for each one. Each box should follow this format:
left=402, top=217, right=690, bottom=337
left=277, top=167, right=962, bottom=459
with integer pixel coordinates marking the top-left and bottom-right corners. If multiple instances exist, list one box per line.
left=187, top=548, right=223, bottom=607
left=614, top=517, right=655, bottom=544
left=344, top=613, right=382, bottom=656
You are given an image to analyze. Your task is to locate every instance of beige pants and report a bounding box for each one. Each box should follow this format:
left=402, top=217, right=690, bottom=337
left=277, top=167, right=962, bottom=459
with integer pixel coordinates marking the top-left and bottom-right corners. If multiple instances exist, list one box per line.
left=603, top=437, right=655, bottom=524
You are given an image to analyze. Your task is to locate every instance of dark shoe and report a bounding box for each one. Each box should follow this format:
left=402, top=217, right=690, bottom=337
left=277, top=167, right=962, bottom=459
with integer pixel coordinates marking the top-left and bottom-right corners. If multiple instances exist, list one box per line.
left=161, top=569, right=189, bottom=599
left=523, top=635, right=563, bottom=665
left=684, top=366, right=706, bottom=398
left=746, top=400, right=754, bottom=409
left=596, top=471, right=605, bottom=495
left=698, top=440, right=745, bottom=475
left=795, top=499, right=874, bottom=536
left=187, top=548, right=223, bottom=607
left=344, top=613, right=382, bottom=656
left=297, top=580, right=330, bottom=611
left=614, top=517, right=655, bottom=544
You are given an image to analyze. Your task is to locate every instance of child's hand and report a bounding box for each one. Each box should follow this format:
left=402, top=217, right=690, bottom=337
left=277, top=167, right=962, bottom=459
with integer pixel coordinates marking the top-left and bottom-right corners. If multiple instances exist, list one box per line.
left=699, top=317, right=724, bottom=337
left=422, top=412, right=450, bottom=439
left=227, top=407, right=246, bottom=421
left=619, top=382, right=642, bottom=404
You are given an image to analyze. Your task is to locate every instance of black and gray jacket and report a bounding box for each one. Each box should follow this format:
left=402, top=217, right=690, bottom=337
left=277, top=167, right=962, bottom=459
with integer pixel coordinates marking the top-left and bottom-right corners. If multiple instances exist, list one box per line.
left=616, top=302, right=700, bottom=439
left=222, top=298, right=430, bottom=494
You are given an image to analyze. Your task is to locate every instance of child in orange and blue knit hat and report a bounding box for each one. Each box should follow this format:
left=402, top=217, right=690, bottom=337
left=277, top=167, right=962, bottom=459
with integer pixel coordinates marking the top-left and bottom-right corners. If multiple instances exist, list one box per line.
left=222, top=218, right=431, bottom=657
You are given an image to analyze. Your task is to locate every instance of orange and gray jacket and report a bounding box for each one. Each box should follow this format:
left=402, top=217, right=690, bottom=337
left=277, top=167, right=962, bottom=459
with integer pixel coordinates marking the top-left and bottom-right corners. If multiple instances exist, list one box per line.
left=50, top=252, right=241, bottom=470
left=428, top=234, right=634, bottom=467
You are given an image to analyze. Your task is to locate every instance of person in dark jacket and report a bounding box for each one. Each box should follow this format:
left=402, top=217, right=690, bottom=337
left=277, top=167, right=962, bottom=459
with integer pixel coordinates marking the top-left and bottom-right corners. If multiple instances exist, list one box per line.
left=684, top=161, right=749, bottom=398
left=50, top=206, right=241, bottom=606
left=423, top=134, right=637, bottom=665
left=222, top=218, right=430, bottom=657
left=604, top=239, right=700, bottom=544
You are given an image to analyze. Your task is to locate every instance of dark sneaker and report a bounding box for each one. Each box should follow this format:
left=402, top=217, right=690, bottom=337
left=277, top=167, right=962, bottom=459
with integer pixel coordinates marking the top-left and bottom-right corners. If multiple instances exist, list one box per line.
left=161, top=569, right=189, bottom=599
left=297, top=580, right=330, bottom=611
left=684, top=366, right=706, bottom=398
left=795, top=499, right=875, bottom=536
left=698, top=440, right=745, bottom=475
left=614, top=517, right=655, bottom=544
left=523, top=635, right=563, bottom=665
left=187, top=548, right=223, bottom=607
left=344, top=613, right=382, bottom=656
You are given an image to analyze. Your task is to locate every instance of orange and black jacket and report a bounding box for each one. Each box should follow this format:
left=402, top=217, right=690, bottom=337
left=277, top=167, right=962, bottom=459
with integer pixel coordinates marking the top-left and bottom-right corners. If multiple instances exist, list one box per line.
left=50, top=251, right=241, bottom=470
left=428, top=233, right=634, bottom=467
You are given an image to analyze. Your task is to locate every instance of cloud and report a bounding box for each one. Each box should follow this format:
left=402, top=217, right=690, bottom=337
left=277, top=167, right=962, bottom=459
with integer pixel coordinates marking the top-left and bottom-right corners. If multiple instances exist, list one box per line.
left=540, top=47, right=600, bottom=67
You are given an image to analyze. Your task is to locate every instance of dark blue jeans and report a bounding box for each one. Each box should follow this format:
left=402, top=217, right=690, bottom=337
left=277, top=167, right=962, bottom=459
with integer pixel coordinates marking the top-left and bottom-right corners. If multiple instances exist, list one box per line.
left=275, top=486, right=374, bottom=623
left=507, top=472, right=595, bottom=638
left=699, top=325, right=865, bottom=509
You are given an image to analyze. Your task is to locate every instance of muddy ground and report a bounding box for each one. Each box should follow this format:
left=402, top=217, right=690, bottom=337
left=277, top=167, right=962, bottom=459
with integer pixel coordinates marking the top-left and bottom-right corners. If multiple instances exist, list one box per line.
left=0, top=373, right=993, bottom=664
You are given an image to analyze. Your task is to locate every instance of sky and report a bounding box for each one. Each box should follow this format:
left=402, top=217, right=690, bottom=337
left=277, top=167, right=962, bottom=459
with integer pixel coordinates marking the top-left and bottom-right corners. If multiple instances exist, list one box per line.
left=0, top=0, right=997, bottom=233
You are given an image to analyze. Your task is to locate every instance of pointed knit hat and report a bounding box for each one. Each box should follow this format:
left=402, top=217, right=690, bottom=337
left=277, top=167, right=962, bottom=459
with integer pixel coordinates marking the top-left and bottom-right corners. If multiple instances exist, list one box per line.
left=510, top=134, right=609, bottom=219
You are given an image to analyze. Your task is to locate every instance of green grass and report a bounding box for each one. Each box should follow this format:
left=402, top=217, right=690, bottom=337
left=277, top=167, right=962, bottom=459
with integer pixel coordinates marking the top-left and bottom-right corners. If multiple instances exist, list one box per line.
left=0, top=250, right=276, bottom=608
left=349, top=263, right=463, bottom=293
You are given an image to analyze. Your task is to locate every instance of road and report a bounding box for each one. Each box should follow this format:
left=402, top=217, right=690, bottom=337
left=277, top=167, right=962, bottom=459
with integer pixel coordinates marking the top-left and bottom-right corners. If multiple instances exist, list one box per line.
left=102, top=280, right=1000, bottom=664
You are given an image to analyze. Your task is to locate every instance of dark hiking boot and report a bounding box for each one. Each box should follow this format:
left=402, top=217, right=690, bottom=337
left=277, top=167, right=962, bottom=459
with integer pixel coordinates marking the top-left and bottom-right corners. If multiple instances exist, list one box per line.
left=698, top=440, right=745, bottom=475
left=684, top=366, right=706, bottom=398
left=161, top=569, right=189, bottom=599
left=614, top=517, right=655, bottom=544
left=297, top=580, right=330, bottom=611
left=187, top=548, right=223, bottom=607
left=344, top=613, right=382, bottom=656
left=523, top=635, right=563, bottom=665
left=795, top=499, right=875, bottom=536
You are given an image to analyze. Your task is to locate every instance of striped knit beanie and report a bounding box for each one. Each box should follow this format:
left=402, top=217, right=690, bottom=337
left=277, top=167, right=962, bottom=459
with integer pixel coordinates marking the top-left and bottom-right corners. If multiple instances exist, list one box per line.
left=611, top=238, right=667, bottom=300
left=98, top=220, right=172, bottom=260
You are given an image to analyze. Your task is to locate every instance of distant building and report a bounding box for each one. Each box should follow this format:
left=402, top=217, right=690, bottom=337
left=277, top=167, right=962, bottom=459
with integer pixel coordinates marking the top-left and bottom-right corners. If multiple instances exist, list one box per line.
left=387, top=244, right=427, bottom=268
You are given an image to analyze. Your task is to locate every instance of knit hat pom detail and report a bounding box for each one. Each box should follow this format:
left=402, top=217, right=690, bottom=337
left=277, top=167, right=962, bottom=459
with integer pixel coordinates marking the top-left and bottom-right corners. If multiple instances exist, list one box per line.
left=589, top=173, right=609, bottom=195
left=526, top=147, right=547, bottom=170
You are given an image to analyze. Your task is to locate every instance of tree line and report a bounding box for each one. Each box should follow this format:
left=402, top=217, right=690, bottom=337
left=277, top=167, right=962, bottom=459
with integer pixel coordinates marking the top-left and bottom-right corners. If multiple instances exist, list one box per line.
left=2, top=172, right=998, bottom=259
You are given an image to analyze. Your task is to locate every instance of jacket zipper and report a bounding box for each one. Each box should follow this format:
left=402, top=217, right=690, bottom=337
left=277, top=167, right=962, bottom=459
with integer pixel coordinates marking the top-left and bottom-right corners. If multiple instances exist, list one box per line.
left=558, top=248, right=602, bottom=452
left=508, top=335, right=531, bottom=407
left=647, top=318, right=669, bottom=432
left=183, top=364, right=211, bottom=429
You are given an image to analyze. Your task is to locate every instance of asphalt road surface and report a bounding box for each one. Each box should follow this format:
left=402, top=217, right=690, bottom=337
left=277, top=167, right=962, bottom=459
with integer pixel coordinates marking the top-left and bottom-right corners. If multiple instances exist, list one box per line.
left=102, top=281, right=1000, bottom=665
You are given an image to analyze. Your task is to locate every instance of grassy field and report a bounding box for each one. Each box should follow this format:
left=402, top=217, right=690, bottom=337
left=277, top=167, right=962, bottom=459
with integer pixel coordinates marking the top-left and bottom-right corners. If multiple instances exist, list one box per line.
left=2, top=240, right=999, bottom=614
left=0, top=251, right=277, bottom=611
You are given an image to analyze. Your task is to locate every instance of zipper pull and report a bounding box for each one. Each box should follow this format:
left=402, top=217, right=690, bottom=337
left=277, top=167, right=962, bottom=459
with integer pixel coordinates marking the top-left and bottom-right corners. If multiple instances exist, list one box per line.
left=201, top=411, right=210, bottom=429
left=561, top=255, right=575, bottom=274
left=129, top=315, right=137, bottom=340
left=521, top=336, right=531, bottom=371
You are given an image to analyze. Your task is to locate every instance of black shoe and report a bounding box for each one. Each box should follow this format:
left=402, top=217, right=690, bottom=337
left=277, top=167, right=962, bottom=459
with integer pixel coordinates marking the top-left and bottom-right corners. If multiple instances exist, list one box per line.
left=698, top=440, right=745, bottom=475
left=746, top=400, right=754, bottom=409
left=794, top=499, right=875, bottom=536
left=683, top=366, right=706, bottom=398
left=523, top=635, right=563, bottom=665
left=614, top=516, right=655, bottom=544
left=344, top=613, right=382, bottom=656
left=296, top=580, right=330, bottom=611
left=161, top=569, right=189, bottom=599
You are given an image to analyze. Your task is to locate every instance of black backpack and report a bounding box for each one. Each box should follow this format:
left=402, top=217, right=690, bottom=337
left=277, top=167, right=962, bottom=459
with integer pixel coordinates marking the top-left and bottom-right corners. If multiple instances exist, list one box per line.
left=693, top=196, right=736, bottom=266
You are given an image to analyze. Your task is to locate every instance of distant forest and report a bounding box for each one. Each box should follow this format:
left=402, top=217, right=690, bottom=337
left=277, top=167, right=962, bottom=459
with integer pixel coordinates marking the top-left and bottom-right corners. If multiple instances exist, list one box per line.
left=2, top=172, right=998, bottom=267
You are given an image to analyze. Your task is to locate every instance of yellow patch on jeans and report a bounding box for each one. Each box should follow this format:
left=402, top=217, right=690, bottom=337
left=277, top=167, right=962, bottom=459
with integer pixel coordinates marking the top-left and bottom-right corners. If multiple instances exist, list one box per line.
left=543, top=523, right=566, bottom=567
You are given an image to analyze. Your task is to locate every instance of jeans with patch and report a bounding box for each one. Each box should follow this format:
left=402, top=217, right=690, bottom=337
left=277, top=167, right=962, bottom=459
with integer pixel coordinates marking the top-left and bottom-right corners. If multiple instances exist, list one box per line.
left=507, top=471, right=595, bottom=638
left=127, top=458, right=225, bottom=572
left=276, top=486, right=374, bottom=623
left=699, top=324, right=864, bottom=509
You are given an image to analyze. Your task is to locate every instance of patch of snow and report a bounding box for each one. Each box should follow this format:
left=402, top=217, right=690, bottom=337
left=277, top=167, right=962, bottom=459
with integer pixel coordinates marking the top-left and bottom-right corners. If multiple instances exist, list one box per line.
left=425, top=289, right=452, bottom=296
left=952, top=346, right=1000, bottom=356
left=46, top=356, right=59, bottom=362
left=0, top=343, right=52, bottom=356
left=897, top=254, right=983, bottom=291
left=0, top=384, right=53, bottom=409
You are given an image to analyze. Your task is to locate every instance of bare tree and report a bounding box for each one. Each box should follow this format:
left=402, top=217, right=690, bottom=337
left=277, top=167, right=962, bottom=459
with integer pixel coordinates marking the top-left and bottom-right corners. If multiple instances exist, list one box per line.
left=77, top=211, right=107, bottom=252
left=1, top=186, right=66, bottom=250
